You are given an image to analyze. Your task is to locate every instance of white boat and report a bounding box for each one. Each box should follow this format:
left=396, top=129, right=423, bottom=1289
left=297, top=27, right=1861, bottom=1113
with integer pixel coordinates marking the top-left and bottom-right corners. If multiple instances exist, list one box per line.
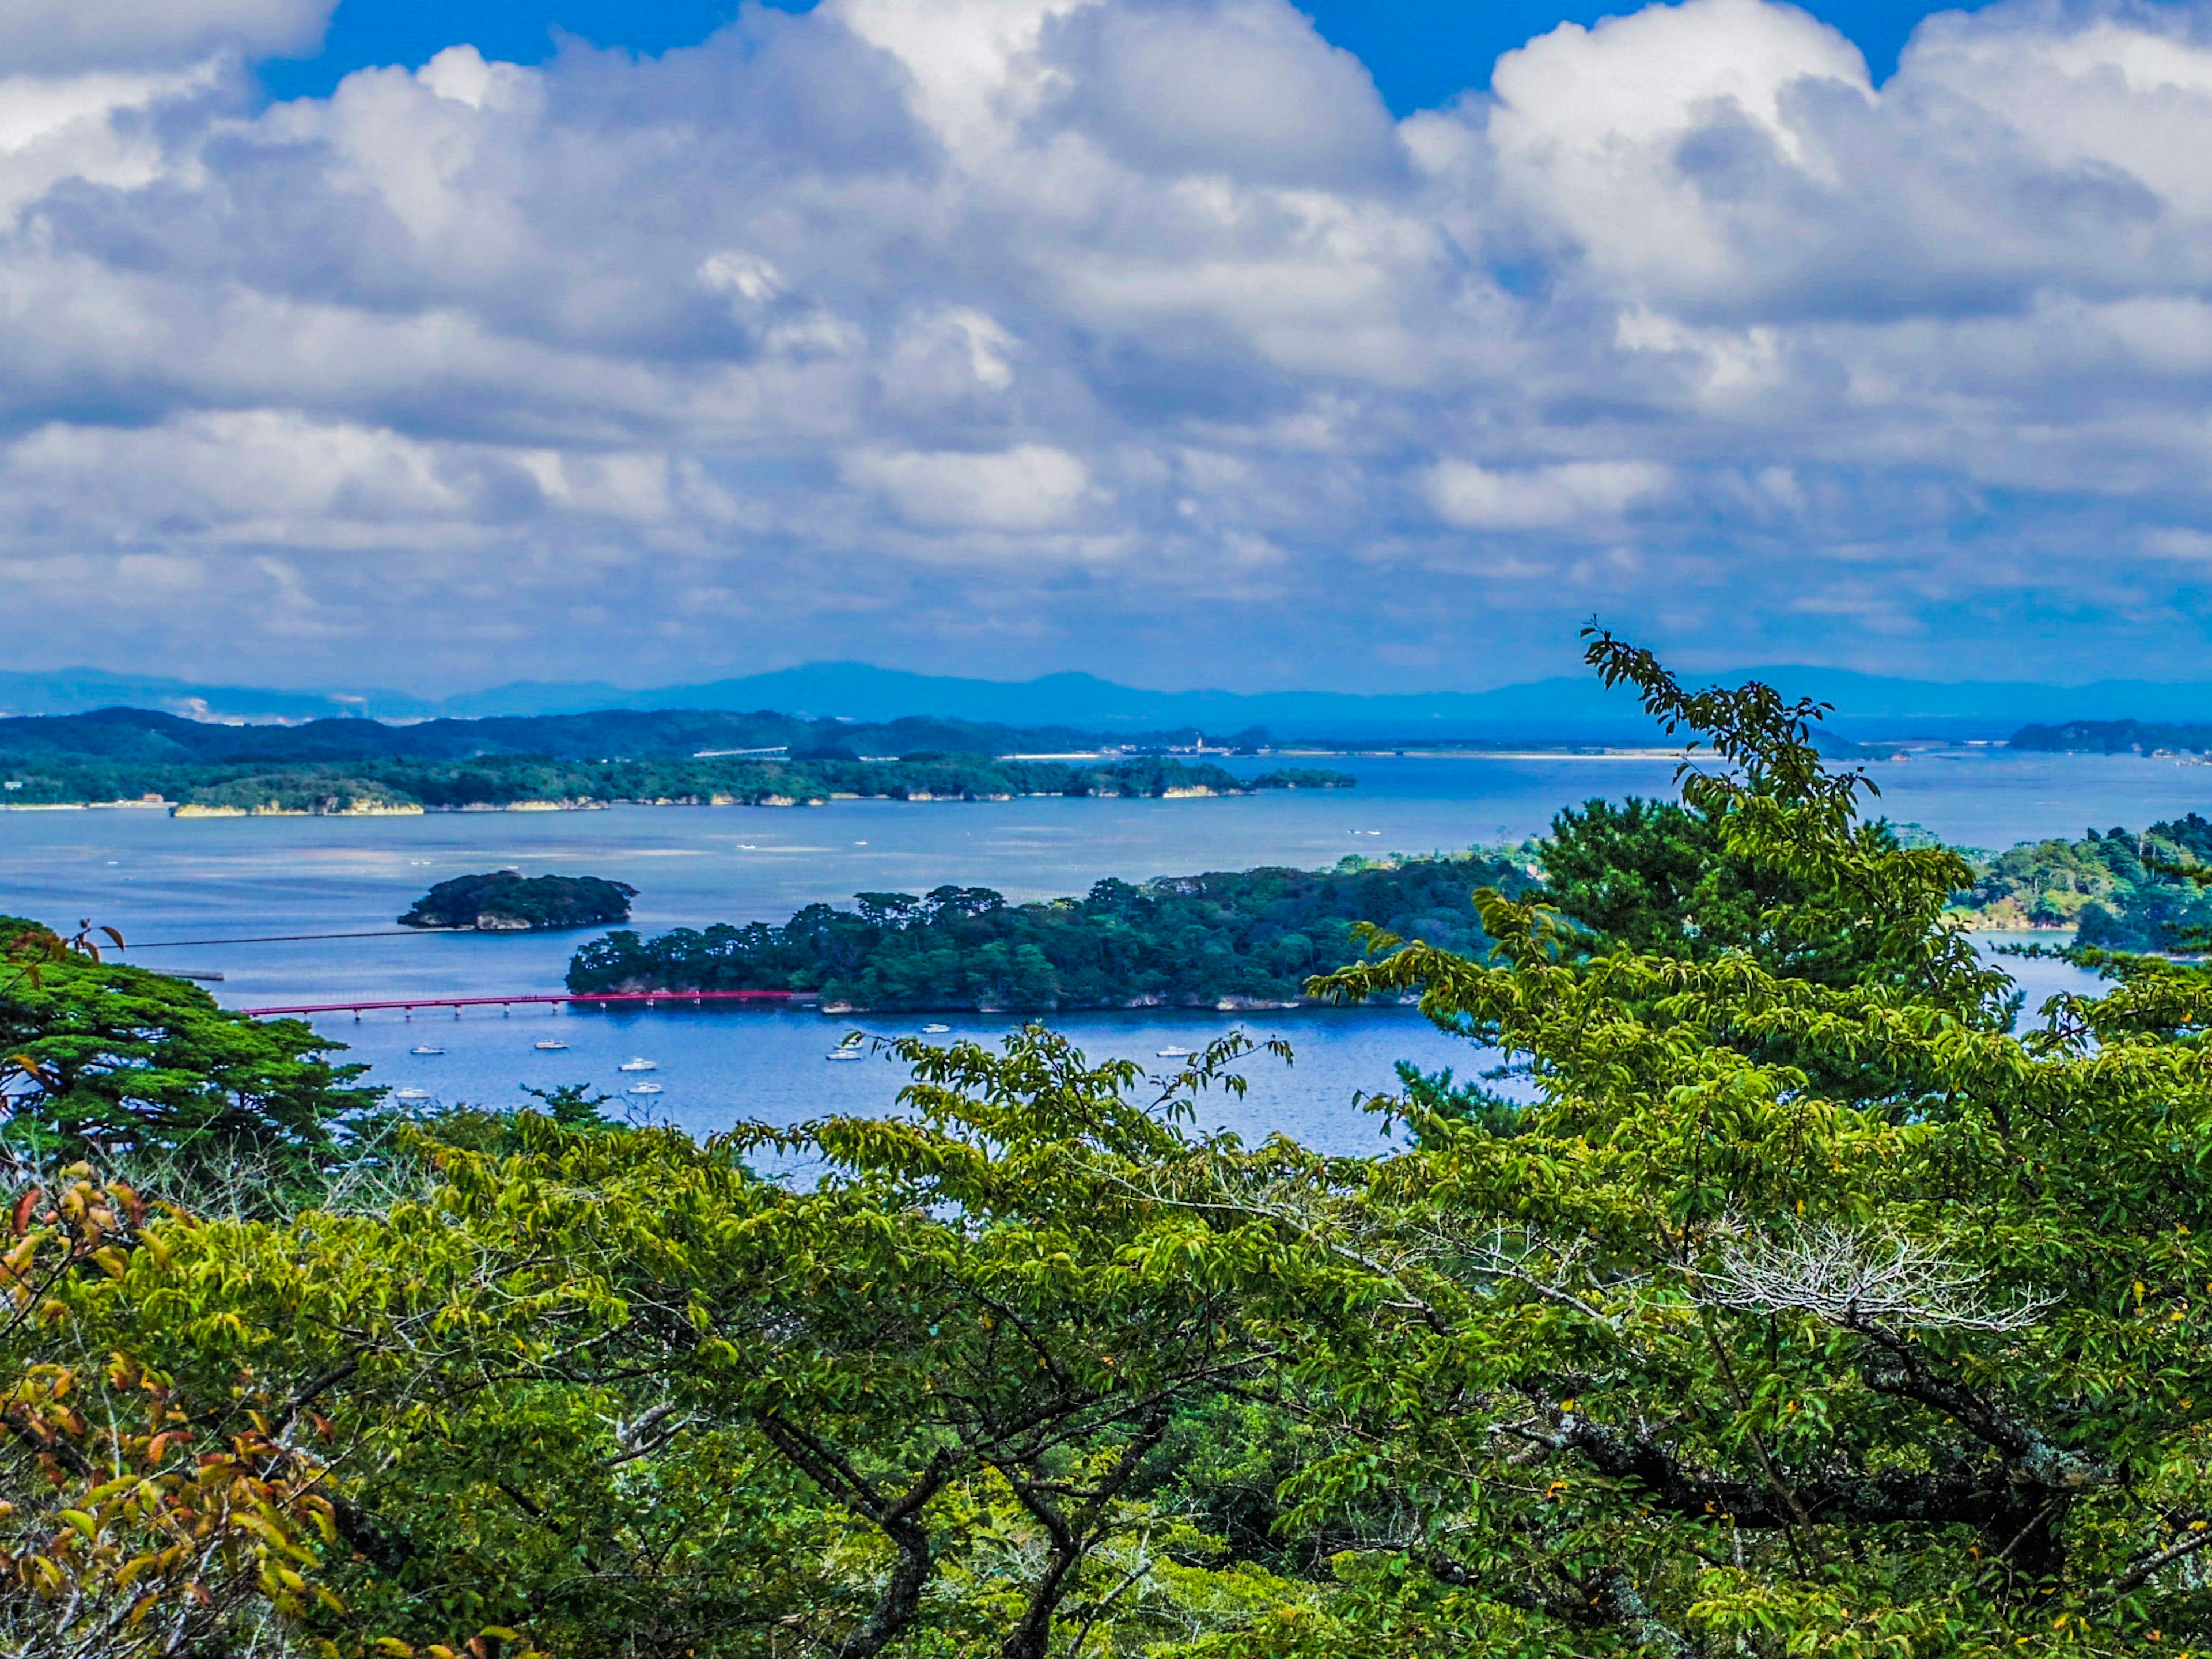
left=533, top=1039, right=568, bottom=1051
left=1156, top=1046, right=1194, bottom=1058
left=618, top=1057, right=657, bottom=1073
left=410, top=1044, right=445, bottom=1056
left=921, top=1023, right=950, bottom=1034
left=393, top=1086, right=432, bottom=1101
left=627, top=1081, right=664, bottom=1094
left=825, top=1047, right=864, bottom=1062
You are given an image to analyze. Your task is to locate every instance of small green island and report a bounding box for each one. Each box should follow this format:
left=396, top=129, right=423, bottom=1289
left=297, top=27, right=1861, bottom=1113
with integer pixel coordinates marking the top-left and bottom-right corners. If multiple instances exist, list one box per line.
left=402, top=872, right=638, bottom=931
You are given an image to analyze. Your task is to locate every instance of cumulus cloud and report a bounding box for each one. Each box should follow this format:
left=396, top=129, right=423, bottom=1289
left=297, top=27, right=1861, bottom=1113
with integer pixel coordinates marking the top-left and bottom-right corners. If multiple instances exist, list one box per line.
left=1425, top=460, right=1671, bottom=530
left=9, top=0, right=2212, bottom=686
left=844, top=445, right=1093, bottom=531
left=0, top=0, right=333, bottom=73
left=1040, top=0, right=1405, bottom=187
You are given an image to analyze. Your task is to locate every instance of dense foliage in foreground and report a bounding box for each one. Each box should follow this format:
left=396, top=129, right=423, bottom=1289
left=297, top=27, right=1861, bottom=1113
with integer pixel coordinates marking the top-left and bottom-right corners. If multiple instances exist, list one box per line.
left=13, top=637, right=2212, bottom=1657
left=566, top=854, right=1532, bottom=1010
left=0, top=918, right=373, bottom=1177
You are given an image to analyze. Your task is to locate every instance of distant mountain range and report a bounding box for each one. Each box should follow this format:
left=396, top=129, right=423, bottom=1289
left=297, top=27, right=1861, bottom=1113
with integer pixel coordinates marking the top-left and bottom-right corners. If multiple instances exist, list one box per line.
left=10, top=662, right=2212, bottom=742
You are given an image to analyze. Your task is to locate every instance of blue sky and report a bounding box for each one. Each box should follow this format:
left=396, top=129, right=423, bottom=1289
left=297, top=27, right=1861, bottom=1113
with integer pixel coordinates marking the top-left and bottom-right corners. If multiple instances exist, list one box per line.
left=6, top=0, right=2212, bottom=694
left=261, top=0, right=1955, bottom=107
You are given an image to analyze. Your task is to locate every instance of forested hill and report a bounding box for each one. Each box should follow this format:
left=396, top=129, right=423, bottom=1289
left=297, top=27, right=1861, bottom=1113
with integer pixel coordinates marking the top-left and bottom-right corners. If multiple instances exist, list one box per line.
left=0, top=704, right=1218, bottom=767
left=2009, top=718, right=2212, bottom=753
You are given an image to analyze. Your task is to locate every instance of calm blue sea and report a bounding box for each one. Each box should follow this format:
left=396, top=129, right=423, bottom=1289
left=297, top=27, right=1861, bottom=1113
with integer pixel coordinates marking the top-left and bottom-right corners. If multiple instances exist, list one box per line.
left=0, top=748, right=2173, bottom=1152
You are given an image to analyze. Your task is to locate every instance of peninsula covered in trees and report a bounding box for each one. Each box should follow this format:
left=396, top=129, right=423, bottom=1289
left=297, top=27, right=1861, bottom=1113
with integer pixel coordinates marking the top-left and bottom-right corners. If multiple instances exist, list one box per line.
left=0, top=704, right=1340, bottom=810
left=567, top=779, right=1928, bottom=1012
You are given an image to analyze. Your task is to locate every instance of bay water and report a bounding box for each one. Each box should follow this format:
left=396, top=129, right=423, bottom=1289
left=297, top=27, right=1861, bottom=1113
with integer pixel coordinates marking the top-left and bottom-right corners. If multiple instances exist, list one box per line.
left=0, top=749, right=2186, bottom=1152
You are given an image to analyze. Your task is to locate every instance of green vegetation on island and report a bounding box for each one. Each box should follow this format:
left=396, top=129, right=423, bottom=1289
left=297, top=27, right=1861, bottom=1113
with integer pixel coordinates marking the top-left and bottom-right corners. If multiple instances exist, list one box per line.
left=2010, top=717, right=2212, bottom=753
left=1, top=749, right=1272, bottom=812
left=0, top=703, right=1234, bottom=766
left=1948, top=812, right=2212, bottom=950
left=0, top=704, right=1335, bottom=811
left=399, top=872, right=638, bottom=931
left=1247, top=766, right=1355, bottom=788
left=13, top=638, right=2212, bottom=1656
left=565, top=783, right=1913, bottom=1016
left=568, top=853, right=1531, bottom=1010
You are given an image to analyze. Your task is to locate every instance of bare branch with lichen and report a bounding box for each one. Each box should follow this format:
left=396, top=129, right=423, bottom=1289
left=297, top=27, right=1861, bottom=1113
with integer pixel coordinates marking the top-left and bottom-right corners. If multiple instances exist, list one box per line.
left=1701, top=1223, right=2052, bottom=1332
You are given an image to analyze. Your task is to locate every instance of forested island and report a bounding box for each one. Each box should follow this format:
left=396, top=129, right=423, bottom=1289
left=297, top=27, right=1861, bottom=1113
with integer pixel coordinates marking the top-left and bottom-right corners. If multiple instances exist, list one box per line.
left=567, top=792, right=2212, bottom=1013
left=1948, top=812, right=2212, bottom=950
left=400, top=872, right=637, bottom=931
left=12, top=637, right=2212, bottom=1657
left=2011, top=717, right=2212, bottom=753
left=568, top=787, right=1938, bottom=1012
left=568, top=853, right=1532, bottom=1011
left=0, top=705, right=1338, bottom=810
left=6, top=751, right=1280, bottom=813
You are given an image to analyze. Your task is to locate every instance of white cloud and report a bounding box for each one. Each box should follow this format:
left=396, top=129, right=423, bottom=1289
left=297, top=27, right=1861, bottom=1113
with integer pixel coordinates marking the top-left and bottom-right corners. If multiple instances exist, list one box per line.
left=0, top=0, right=332, bottom=73
left=1425, top=460, right=1672, bottom=530
left=7, top=0, right=2212, bottom=684
left=699, top=251, right=784, bottom=308
left=844, top=445, right=1093, bottom=531
left=1040, top=0, right=1403, bottom=187
left=0, top=63, right=219, bottom=221
left=1487, top=0, right=1869, bottom=291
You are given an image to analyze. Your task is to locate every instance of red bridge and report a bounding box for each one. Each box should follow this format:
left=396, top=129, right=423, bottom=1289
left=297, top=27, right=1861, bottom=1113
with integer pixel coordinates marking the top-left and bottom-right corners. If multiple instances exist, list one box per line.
left=241, top=990, right=804, bottom=1019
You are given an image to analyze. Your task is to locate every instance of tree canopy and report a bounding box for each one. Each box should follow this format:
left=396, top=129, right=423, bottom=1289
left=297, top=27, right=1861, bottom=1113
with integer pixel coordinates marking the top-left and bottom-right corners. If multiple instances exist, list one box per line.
left=399, top=872, right=638, bottom=931
left=567, top=855, right=1531, bottom=1011
left=0, top=918, right=375, bottom=1181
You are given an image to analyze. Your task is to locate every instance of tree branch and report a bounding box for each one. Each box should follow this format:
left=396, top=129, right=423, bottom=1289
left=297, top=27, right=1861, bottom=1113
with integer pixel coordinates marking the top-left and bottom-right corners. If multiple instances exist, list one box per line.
left=2108, top=1521, right=2212, bottom=1599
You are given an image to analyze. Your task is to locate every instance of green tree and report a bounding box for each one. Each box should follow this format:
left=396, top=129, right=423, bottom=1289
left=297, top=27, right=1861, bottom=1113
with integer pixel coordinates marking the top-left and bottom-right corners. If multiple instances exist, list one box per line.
left=1285, top=630, right=2212, bottom=1656
left=0, top=916, right=376, bottom=1183
left=1540, top=795, right=1918, bottom=991
left=3, top=1033, right=1364, bottom=1658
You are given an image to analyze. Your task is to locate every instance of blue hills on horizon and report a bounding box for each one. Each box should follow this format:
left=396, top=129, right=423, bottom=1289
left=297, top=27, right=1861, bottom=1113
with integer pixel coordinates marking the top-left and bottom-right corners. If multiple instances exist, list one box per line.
left=5, top=661, right=2212, bottom=742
